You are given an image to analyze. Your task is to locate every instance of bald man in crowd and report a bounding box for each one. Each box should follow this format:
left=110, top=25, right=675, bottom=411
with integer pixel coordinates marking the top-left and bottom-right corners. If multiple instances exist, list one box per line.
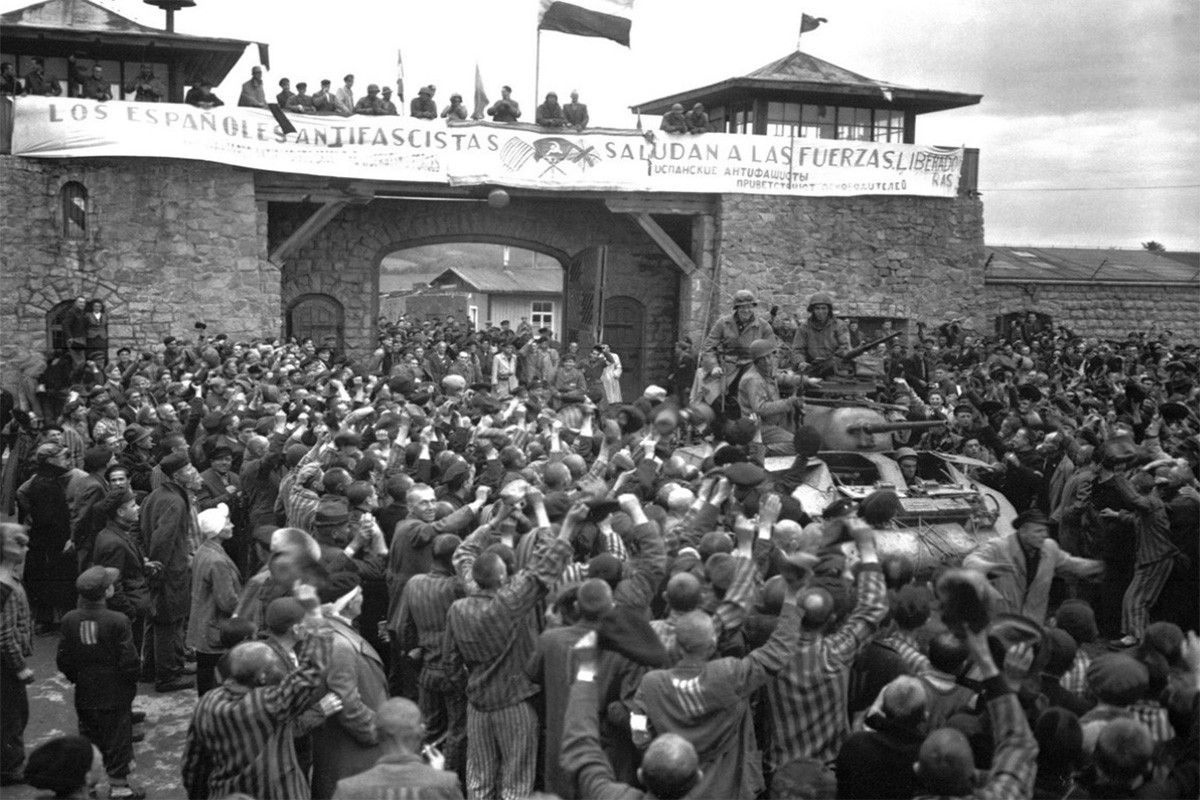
left=182, top=589, right=342, bottom=800
left=332, top=697, right=463, bottom=800
left=563, top=631, right=701, bottom=800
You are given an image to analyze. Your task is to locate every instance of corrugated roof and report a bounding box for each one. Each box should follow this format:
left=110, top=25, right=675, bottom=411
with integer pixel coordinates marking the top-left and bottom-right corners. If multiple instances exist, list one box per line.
left=431, top=266, right=561, bottom=294
left=985, top=246, right=1200, bottom=284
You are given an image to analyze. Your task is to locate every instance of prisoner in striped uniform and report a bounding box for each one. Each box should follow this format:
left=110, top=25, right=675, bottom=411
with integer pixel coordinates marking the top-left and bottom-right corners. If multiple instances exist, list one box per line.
left=765, top=522, right=889, bottom=776
left=181, top=628, right=334, bottom=800
left=442, top=489, right=575, bottom=800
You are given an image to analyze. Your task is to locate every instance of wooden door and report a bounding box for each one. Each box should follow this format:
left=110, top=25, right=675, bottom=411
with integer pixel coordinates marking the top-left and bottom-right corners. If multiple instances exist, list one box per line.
left=564, top=246, right=606, bottom=348
left=603, top=295, right=645, bottom=399
left=288, top=294, right=345, bottom=350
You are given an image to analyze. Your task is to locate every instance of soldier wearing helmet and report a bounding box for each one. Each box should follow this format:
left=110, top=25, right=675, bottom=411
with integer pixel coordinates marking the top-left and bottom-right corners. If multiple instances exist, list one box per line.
left=792, top=291, right=850, bottom=378
left=701, top=289, right=777, bottom=365
left=736, top=338, right=805, bottom=455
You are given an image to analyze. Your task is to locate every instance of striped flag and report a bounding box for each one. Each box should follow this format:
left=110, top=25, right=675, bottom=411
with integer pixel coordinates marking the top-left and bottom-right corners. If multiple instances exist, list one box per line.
left=472, top=63, right=489, bottom=120
left=537, top=0, right=635, bottom=47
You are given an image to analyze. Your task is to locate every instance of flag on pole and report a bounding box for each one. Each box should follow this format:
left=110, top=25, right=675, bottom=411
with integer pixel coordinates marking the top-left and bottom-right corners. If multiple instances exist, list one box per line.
left=472, top=63, right=489, bottom=120
left=537, top=0, right=634, bottom=47
left=396, top=49, right=405, bottom=105
left=799, top=13, right=826, bottom=34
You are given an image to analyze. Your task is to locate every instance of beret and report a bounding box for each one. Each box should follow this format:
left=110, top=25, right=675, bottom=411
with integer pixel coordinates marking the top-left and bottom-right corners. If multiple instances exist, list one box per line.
left=588, top=553, right=623, bottom=585
left=75, top=565, right=119, bottom=600
left=1086, top=654, right=1148, bottom=706
left=23, top=735, right=94, bottom=794
left=202, top=411, right=228, bottom=432
left=314, top=496, right=350, bottom=526
left=83, top=445, right=113, bottom=473
left=1042, top=628, right=1078, bottom=675
left=1054, top=601, right=1099, bottom=644
left=724, top=461, right=766, bottom=487
left=159, top=451, right=191, bottom=476
left=858, top=489, right=902, bottom=527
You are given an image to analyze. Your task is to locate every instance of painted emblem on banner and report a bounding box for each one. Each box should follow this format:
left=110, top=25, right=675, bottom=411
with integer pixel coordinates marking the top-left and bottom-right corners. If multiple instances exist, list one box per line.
left=500, top=136, right=600, bottom=175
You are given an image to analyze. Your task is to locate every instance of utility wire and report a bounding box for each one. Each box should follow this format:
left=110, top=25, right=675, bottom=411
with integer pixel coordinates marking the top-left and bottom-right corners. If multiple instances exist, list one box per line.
left=980, top=183, right=1200, bottom=192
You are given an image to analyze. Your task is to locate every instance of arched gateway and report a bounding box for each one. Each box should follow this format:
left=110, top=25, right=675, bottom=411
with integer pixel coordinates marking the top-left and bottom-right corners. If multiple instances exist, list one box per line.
left=264, top=185, right=717, bottom=383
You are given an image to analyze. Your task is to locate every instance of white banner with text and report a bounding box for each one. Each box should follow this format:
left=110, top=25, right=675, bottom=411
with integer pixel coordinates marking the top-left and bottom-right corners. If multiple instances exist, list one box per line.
left=11, top=97, right=963, bottom=197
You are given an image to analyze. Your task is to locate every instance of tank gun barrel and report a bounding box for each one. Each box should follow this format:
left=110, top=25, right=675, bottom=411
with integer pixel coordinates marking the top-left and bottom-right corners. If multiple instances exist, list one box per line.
left=842, top=330, right=903, bottom=361
left=848, top=420, right=947, bottom=435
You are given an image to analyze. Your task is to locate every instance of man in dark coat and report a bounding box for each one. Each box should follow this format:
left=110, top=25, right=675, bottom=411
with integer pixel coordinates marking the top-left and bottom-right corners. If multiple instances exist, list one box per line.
left=56, top=566, right=141, bottom=796
left=91, top=488, right=154, bottom=677
left=16, top=443, right=76, bottom=628
left=140, top=452, right=197, bottom=692
left=68, top=445, right=113, bottom=570
left=836, top=676, right=928, bottom=799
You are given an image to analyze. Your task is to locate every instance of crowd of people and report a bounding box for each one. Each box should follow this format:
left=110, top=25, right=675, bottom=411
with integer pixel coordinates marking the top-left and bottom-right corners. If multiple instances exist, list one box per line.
left=0, top=287, right=1196, bottom=800
left=0, top=57, right=604, bottom=130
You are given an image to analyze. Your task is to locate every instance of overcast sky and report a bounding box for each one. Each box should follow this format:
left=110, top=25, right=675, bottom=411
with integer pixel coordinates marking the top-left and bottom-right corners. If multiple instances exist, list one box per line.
left=10, top=0, right=1198, bottom=249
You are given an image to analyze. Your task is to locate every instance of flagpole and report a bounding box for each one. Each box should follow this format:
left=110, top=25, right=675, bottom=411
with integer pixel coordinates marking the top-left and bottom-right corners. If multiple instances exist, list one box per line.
left=534, top=28, right=542, bottom=111
left=796, top=9, right=803, bottom=51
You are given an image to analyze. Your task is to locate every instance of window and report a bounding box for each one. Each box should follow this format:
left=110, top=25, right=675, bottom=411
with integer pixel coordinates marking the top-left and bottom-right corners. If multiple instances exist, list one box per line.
left=873, top=109, right=905, bottom=142
left=837, top=106, right=872, bottom=141
left=708, top=106, right=726, bottom=132
left=531, top=300, right=554, bottom=331
left=799, top=104, right=836, bottom=139
left=726, top=101, right=754, bottom=134
left=766, top=101, right=802, bottom=137
left=60, top=181, right=87, bottom=239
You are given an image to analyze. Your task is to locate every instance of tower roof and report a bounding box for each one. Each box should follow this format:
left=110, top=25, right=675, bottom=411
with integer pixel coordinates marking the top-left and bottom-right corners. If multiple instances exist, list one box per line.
left=0, top=0, right=255, bottom=86
left=633, top=50, right=980, bottom=115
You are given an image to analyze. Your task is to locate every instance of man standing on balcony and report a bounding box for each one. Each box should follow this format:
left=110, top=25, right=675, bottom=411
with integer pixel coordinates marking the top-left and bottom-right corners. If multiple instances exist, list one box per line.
left=124, top=65, right=164, bottom=103
left=238, top=66, right=267, bottom=109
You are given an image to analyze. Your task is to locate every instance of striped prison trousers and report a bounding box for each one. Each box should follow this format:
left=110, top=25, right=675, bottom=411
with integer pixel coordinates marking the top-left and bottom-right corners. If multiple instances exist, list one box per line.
left=1122, top=558, right=1175, bottom=640
left=465, top=700, right=537, bottom=800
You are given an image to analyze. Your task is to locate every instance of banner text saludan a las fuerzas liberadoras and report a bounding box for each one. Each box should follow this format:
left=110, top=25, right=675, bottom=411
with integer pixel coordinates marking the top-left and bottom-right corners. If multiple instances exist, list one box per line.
left=11, top=96, right=963, bottom=197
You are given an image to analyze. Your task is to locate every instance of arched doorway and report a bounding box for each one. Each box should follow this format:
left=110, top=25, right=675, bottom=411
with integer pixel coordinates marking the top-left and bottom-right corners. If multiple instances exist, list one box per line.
left=46, top=299, right=77, bottom=354
left=288, top=294, right=345, bottom=350
left=602, top=295, right=645, bottom=398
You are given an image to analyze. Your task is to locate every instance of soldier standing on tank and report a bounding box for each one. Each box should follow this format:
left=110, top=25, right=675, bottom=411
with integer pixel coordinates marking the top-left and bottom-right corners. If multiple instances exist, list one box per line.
left=791, top=291, right=851, bottom=378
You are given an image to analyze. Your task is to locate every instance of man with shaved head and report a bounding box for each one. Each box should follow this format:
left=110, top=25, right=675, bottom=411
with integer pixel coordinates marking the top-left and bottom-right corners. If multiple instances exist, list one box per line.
left=331, top=697, right=463, bottom=799
left=564, top=632, right=702, bottom=800
left=651, top=571, right=703, bottom=665
left=442, top=488, right=578, bottom=800
left=182, top=586, right=342, bottom=800
left=395, top=533, right=467, bottom=783
left=836, top=675, right=928, bottom=799
left=765, top=516, right=889, bottom=786
left=912, top=625, right=1037, bottom=800
left=629, top=558, right=809, bottom=798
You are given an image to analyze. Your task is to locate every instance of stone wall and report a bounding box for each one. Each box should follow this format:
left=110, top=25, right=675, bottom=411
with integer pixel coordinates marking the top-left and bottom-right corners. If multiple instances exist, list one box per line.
left=709, top=193, right=987, bottom=335
left=0, top=156, right=280, bottom=365
left=272, top=197, right=682, bottom=381
left=984, top=282, right=1200, bottom=339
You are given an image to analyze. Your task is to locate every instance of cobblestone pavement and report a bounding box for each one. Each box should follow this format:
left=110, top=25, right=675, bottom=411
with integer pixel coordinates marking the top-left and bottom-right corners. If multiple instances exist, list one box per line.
left=5, top=628, right=193, bottom=799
